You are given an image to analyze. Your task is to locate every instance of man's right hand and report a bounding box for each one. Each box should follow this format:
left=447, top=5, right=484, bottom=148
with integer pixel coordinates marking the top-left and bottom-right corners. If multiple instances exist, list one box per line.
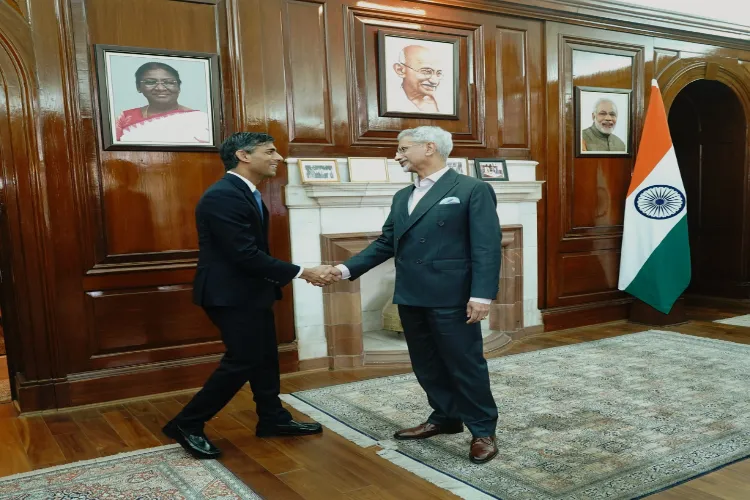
left=301, top=265, right=341, bottom=287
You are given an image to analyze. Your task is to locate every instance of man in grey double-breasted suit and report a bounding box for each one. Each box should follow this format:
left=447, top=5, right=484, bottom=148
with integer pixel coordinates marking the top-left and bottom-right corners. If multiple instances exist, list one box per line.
left=332, top=126, right=501, bottom=463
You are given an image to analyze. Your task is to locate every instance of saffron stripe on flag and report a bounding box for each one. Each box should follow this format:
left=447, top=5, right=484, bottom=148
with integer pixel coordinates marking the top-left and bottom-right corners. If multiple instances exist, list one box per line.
left=626, top=80, right=672, bottom=197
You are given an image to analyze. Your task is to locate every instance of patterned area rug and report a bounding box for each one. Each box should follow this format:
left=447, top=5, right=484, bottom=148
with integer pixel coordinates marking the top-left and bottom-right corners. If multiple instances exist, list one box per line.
left=281, top=331, right=750, bottom=500
left=0, top=444, right=261, bottom=499
left=714, top=314, right=750, bottom=327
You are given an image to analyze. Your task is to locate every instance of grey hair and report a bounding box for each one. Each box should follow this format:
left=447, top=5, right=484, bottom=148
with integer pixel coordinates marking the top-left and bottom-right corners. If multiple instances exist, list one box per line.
left=592, top=98, right=617, bottom=115
left=397, top=126, right=453, bottom=158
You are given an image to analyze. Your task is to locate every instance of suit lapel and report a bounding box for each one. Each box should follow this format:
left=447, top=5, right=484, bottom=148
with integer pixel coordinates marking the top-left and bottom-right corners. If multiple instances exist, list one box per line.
left=224, top=173, right=265, bottom=228
left=397, top=168, right=458, bottom=239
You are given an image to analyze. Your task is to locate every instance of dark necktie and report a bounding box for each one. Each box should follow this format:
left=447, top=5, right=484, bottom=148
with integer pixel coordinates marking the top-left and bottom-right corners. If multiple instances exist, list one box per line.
left=252, top=189, right=264, bottom=222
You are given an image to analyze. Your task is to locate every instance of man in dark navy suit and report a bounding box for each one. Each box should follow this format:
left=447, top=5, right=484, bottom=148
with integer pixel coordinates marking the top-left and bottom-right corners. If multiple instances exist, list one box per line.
left=333, top=126, right=501, bottom=463
left=163, top=132, right=334, bottom=458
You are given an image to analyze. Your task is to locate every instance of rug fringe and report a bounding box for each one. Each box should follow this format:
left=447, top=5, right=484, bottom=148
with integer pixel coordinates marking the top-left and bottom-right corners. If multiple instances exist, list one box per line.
left=280, top=393, right=379, bottom=448
left=376, top=448, right=497, bottom=499
left=0, top=443, right=183, bottom=483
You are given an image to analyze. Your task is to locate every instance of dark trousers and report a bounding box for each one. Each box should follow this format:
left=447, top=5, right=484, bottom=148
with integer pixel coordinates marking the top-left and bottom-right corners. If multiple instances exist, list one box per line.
left=173, top=306, right=292, bottom=431
left=398, top=305, right=498, bottom=437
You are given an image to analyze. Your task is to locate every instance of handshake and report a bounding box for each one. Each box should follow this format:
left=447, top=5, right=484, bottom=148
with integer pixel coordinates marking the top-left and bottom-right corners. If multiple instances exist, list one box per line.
left=300, top=265, right=342, bottom=287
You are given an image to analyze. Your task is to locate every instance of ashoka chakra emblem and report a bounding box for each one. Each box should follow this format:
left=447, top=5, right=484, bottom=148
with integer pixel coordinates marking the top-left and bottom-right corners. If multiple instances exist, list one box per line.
left=634, top=184, right=685, bottom=220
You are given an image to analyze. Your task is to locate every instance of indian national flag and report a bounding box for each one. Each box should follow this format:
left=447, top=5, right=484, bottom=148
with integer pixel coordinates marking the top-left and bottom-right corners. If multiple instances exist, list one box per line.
left=617, top=79, right=690, bottom=314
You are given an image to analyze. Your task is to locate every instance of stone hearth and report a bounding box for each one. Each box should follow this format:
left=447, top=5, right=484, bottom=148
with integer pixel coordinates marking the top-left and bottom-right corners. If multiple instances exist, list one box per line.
left=320, top=227, right=524, bottom=368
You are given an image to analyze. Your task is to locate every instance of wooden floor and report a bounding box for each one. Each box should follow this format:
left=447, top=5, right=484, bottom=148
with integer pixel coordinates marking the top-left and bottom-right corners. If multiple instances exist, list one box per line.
left=1, top=306, right=749, bottom=499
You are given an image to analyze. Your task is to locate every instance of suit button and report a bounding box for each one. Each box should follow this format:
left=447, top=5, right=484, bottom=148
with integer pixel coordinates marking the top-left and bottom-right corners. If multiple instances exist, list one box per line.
left=398, top=257, right=403, bottom=262
left=438, top=221, right=445, bottom=226
left=416, top=259, right=422, bottom=264
left=419, top=238, right=426, bottom=243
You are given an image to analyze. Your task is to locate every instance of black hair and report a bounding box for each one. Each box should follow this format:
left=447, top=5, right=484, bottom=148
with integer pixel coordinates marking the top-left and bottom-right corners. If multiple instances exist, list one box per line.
left=135, top=62, right=181, bottom=86
left=219, top=132, right=275, bottom=171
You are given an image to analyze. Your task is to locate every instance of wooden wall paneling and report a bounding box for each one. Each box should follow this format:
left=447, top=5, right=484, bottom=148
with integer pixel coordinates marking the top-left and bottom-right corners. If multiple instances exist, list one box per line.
left=249, top=0, right=298, bottom=345
left=65, top=0, right=228, bottom=377
left=408, top=0, right=750, bottom=47
left=490, top=15, right=546, bottom=306
left=543, top=23, right=652, bottom=327
left=283, top=0, right=333, bottom=145
left=496, top=27, right=528, bottom=148
left=13, top=0, right=303, bottom=410
left=4, top=0, right=65, bottom=411
left=226, top=0, right=299, bottom=346
left=83, top=0, right=225, bottom=265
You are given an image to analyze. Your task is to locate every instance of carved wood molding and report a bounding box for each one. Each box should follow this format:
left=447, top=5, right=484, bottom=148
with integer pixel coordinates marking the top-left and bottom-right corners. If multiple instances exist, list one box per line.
left=0, top=0, right=62, bottom=389
left=411, top=0, right=750, bottom=46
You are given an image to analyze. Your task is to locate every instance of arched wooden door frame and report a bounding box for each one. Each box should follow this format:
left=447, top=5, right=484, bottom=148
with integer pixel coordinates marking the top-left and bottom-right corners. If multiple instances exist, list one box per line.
left=658, top=59, right=750, bottom=296
left=0, top=2, right=59, bottom=408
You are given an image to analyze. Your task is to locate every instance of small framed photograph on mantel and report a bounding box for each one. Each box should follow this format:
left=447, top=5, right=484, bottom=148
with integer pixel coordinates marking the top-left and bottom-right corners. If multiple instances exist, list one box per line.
left=446, top=157, right=471, bottom=176
left=298, top=158, right=340, bottom=183
left=474, top=158, right=509, bottom=181
left=347, top=157, right=390, bottom=183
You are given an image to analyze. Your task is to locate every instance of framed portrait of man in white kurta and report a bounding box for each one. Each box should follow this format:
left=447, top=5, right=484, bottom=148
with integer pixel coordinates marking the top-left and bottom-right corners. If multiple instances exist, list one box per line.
left=377, top=31, right=459, bottom=120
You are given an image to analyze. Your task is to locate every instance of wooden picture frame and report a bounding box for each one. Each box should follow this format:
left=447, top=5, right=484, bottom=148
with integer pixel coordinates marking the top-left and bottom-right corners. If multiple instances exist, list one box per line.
left=377, top=30, right=459, bottom=120
left=575, top=86, right=633, bottom=157
left=474, top=158, right=509, bottom=181
left=347, top=157, right=390, bottom=183
left=94, top=44, right=222, bottom=151
left=298, top=158, right=340, bottom=183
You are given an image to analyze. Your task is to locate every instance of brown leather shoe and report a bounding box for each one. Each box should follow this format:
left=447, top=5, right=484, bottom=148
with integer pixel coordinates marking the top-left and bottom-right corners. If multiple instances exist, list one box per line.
left=470, top=436, right=498, bottom=464
left=393, top=422, right=463, bottom=440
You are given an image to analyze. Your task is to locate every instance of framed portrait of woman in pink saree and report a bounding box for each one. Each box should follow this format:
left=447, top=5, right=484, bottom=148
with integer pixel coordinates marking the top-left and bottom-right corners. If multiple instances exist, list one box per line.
left=94, top=45, right=222, bottom=151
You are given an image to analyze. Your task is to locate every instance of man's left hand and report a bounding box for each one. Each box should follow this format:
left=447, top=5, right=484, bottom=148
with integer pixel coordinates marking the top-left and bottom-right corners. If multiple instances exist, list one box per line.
left=466, top=301, right=490, bottom=324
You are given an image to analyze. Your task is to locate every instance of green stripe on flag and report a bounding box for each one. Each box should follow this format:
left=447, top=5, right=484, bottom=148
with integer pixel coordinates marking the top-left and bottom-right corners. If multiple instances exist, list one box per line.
left=624, top=216, right=691, bottom=314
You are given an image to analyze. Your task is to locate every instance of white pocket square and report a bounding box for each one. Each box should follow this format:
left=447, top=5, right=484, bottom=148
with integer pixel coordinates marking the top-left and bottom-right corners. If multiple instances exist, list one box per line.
left=439, top=197, right=460, bottom=205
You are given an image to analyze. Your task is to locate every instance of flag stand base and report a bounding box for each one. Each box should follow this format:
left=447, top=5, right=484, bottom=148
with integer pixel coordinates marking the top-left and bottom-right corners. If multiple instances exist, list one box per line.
left=629, top=298, right=688, bottom=326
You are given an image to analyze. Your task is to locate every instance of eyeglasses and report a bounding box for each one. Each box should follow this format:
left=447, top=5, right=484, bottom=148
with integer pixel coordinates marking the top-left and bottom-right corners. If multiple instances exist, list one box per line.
left=139, top=79, right=181, bottom=89
left=397, top=144, right=422, bottom=154
left=400, top=63, right=444, bottom=79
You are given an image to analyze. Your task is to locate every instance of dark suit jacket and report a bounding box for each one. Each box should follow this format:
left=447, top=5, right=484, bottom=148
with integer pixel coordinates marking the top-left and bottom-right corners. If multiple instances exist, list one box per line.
left=343, top=168, right=501, bottom=308
left=193, top=173, right=300, bottom=309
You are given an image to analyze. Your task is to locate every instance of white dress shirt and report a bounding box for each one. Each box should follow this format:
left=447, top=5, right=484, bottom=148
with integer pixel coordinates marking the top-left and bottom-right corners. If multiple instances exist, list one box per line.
left=227, top=171, right=304, bottom=279
left=336, top=167, right=491, bottom=304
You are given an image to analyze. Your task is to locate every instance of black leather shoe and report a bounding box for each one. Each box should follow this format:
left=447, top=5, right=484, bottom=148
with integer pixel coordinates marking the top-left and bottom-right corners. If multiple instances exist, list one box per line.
left=256, top=419, right=323, bottom=437
left=162, top=421, right=221, bottom=459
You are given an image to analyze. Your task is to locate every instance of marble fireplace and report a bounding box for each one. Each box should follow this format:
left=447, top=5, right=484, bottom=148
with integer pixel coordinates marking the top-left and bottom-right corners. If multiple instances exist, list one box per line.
left=285, top=159, right=544, bottom=370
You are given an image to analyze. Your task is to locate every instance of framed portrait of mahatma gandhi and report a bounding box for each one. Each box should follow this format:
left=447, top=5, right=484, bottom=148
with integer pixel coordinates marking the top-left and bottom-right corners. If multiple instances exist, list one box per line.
left=377, top=31, right=459, bottom=120
left=94, top=44, right=222, bottom=151
left=575, top=86, right=632, bottom=157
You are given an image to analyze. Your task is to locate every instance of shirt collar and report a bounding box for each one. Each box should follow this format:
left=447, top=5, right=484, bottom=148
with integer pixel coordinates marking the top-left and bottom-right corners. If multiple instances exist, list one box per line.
left=414, top=166, right=450, bottom=188
left=228, top=170, right=257, bottom=192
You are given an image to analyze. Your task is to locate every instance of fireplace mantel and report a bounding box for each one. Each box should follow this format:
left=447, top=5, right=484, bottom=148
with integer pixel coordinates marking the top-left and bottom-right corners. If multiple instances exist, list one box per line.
left=284, top=158, right=545, bottom=366
left=286, top=181, right=544, bottom=208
